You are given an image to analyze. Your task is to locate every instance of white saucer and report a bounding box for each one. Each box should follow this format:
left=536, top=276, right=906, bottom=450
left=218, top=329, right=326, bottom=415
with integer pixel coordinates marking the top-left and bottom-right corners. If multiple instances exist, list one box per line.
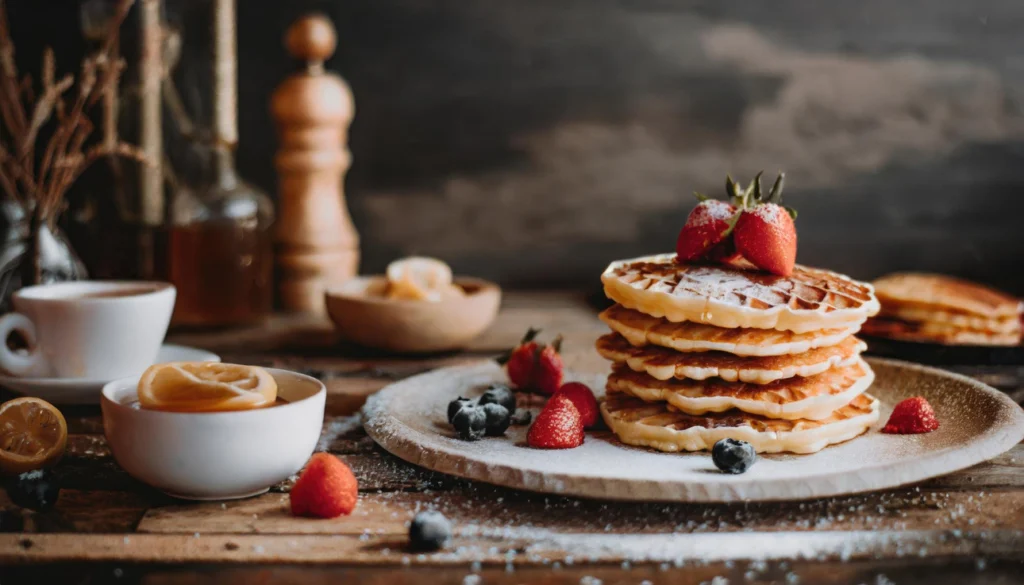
left=0, top=344, right=220, bottom=405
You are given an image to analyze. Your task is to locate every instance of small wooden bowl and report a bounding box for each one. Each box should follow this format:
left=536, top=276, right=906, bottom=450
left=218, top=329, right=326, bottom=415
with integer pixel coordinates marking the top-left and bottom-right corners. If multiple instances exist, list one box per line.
left=324, top=277, right=501, bottom=353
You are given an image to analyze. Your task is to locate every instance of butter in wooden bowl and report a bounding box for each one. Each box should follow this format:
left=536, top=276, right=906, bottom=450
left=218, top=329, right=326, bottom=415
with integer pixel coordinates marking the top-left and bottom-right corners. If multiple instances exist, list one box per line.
left=325, top=257, right=501, bottom=353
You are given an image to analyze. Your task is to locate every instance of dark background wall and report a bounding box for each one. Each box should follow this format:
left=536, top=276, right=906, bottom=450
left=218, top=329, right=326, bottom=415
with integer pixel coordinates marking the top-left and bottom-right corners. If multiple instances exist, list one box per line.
left=8, top=0, right=1024, bottom=291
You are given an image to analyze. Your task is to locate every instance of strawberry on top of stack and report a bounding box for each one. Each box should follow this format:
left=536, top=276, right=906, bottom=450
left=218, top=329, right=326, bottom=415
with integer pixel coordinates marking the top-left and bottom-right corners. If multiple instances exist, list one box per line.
left=675, top=172, right=796, bottom=276
left=596, top=172, right=887, bottom=455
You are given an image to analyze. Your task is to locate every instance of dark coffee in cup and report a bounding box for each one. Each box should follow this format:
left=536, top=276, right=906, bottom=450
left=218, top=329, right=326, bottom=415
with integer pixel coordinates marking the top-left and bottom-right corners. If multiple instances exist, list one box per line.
left=72, top=287, right=158, bottom=300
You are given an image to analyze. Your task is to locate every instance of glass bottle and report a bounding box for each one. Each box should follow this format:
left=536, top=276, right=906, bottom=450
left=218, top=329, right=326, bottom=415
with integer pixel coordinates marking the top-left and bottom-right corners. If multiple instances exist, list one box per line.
left=166, top=145, right=273, bottom=327
left=165, top=0, right=273, bottom=326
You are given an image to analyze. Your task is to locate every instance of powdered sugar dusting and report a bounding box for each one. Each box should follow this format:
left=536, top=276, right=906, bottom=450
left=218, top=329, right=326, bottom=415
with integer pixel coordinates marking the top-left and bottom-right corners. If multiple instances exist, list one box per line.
left=604, top=253, right=880, bottom=332
left=748, top=203, right=786, bottom=223
left=317, top=415, right=366, bottom=452
left=689, top=200, right=737, bottom=228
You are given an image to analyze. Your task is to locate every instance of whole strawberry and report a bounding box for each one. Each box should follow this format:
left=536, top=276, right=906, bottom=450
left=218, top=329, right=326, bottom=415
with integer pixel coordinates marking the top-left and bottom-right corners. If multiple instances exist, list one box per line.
left=554, top=382, right=599, bottom=429
left=527, top=394, right=584, bottom=449
left=882, top=396, right=940, bottom=434
left=534, top=341, right=564, bottom=394
left=501, top=329, right=564, bottom=394
left=675, top=199, right=737, bottom=262
left=734, top=206, right=796, bottom=277
left=505, top=328, right=540, bottom=389
left=290, top=453, right=359, bottom=518
left=731, top=172, right=797, bottom=276
left=676, top=172, right=797, bottom=276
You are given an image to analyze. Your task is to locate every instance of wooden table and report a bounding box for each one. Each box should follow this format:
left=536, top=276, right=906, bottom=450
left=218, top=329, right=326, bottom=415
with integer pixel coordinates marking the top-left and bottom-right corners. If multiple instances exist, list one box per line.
left=2, top=291, right=1022, bottom=584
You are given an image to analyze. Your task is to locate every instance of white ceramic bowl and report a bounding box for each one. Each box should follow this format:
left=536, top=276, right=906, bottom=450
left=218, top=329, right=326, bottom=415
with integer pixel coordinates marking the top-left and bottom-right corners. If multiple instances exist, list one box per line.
left=101, top=368, right=326, bottom=500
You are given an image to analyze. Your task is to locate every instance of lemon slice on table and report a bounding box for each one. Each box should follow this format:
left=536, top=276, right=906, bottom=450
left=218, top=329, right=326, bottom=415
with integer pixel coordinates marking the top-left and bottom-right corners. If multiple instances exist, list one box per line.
left=385, top=256, right=453, bottom=301
left=0, top=397, right=68, bottom=475
left=138, top=362, right=278, bottom=413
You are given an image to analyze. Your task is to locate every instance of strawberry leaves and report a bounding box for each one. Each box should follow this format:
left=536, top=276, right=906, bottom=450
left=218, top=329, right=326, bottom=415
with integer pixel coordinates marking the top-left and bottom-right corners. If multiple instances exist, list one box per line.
left=766, top=173, right=785, bottom=204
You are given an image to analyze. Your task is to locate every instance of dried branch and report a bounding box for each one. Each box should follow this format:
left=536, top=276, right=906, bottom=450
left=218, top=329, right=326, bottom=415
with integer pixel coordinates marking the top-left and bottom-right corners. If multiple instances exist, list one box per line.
left=78, top=142, right=148, bottom=174
left=0, top=0, right=140, bottom=222
left=0, top=0, right=27, bottom=138
left=88, top=0, right=132, bottom=108
left=20, top=49, right=74, bottom=162
left=0, top=162, right=16, bottom=203
left=0, top=142, right=37, bottom=198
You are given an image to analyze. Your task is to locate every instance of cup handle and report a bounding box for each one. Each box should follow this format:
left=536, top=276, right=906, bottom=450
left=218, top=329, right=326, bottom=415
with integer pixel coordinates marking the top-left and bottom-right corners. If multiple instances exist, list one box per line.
left=0, top=312, right=46, bottom=377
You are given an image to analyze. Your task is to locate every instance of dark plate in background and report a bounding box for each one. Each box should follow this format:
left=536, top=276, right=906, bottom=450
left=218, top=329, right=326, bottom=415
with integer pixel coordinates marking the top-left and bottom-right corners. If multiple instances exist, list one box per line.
left=862, top=335, right=1024, bottom=366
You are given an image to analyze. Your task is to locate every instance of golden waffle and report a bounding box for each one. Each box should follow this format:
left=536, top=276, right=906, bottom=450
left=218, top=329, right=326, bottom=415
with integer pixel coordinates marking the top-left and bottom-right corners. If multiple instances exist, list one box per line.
left=606, top=360, right=873, bottom=421
left=873, top=273, right=1022, bottom=320
left=881, top=307, right=1021, bottom=334
left=596, top=333, right=866, bottom=384
left=602, top=254, right=880, bottom=333
left=862, top=317, right=1022, bottom=347
left=600, top=389, right=879, bottom=454
left=599, top=305, right=858, bottom=356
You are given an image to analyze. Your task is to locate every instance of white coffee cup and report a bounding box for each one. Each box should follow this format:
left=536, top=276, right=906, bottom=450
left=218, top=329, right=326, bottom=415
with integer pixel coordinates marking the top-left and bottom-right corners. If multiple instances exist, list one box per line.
left=0, top=281, right=176, bottom=379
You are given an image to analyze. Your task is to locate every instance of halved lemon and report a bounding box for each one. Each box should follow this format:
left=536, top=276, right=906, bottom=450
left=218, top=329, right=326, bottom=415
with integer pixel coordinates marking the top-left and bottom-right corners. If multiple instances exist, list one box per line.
left=137, top=362, right=278, bottom=413
left=0, top=397, right=68, bottom=475
left=385, top=256, right=453, bottom=301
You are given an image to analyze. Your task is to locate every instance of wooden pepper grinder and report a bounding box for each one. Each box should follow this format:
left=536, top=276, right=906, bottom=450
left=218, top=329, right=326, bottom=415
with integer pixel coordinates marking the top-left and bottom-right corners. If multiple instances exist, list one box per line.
left=270, top=14, right=359, bottom=314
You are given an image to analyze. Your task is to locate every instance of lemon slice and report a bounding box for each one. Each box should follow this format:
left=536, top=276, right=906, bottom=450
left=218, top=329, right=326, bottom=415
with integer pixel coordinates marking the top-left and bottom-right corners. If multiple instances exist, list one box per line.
left=0, top=397, right=67, bottom=475
left=385, top=257, right=453, bottom=301
left=138, top=362, right=278, bottom=412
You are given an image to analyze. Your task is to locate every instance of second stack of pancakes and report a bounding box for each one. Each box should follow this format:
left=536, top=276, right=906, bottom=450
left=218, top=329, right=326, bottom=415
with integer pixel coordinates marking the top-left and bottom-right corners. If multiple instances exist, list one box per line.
left=596, top=254, right=883, bottom=454
left=862, top=272, right=1023, bottom=346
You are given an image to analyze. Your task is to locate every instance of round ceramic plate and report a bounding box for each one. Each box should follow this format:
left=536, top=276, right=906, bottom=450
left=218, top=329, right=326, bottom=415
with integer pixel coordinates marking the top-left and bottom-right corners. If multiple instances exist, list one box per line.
left=0, top=344, right=220, bottom=405
left=363, top=357, right=1024, bottom=502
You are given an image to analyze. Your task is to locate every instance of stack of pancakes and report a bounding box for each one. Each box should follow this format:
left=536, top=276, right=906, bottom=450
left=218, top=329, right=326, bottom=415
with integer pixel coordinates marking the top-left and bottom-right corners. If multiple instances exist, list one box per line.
left=596, top=254, right=882, bottom=454
left=862, top=273, right=1023, bottom=346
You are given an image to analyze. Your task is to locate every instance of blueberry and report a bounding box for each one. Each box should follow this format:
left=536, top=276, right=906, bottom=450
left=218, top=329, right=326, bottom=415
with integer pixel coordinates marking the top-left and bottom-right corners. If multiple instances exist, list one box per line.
left=451, top=405, right=486, bottom=441
left=509, top=410, right=533, bottom=426
left=482, top=403, right=511, bottom=436
left=711, top=438, right=756, bottom=474
left=447, top=396, right=474, bottom=424
left=479, top=384, right=516, bottom=414
left=409, top=510, right=451, bottom=552
left=3, top=469, right=60, bottom=512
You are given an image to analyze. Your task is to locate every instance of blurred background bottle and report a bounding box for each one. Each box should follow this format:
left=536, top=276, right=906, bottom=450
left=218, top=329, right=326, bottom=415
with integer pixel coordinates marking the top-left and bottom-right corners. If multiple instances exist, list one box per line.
left=71, top=0, right=274, bottom=327
left=167, top=143, right=274, bottom=327
left=167, top=0, right=273, bottom=326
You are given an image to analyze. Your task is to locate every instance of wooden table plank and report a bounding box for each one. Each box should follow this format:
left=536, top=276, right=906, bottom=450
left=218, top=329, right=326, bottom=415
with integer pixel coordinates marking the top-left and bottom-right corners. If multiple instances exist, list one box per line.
left=4, top=529, right=1023, bottom=565
left=134, top=483, right=1024, bottom=537
left=3, top=560, right=1024, bottom=585
left=1, top=291, right=1022, bottom=583
left=0, top=490, right=154, bottom=533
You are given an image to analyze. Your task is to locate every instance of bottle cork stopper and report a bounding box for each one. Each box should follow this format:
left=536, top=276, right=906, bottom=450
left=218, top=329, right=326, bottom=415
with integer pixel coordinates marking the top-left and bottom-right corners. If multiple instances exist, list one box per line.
left=285, top=13, right=336, bottom=72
